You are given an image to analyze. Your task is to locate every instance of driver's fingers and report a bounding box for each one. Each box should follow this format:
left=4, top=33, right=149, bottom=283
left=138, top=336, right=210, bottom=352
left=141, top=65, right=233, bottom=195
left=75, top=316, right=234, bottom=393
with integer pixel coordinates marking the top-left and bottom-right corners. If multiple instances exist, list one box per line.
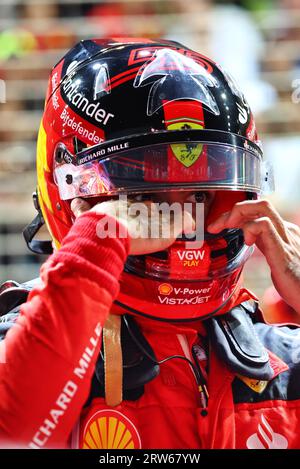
left=71, top=198, right=91, bottom=218
left=207, top=199, right=289, bottom=242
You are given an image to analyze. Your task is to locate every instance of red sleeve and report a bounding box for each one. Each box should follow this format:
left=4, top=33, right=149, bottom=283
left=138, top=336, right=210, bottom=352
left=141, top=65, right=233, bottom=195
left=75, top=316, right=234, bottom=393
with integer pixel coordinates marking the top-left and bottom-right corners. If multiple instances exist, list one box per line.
left=0, top=212, right=130, bottom=448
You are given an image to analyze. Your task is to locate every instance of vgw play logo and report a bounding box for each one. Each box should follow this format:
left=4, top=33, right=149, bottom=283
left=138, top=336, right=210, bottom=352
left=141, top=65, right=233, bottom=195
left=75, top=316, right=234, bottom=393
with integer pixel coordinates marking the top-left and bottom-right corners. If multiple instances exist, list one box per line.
left=0, top=80, right=6, bottom=103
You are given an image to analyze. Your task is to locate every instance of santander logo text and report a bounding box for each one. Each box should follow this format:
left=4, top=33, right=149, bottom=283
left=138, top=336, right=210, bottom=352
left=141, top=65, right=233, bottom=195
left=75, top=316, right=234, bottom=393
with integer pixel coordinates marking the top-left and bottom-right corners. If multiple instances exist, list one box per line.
left=246, top=414, right=288, bottom=449
left=62, top=78, right=114, bottom=125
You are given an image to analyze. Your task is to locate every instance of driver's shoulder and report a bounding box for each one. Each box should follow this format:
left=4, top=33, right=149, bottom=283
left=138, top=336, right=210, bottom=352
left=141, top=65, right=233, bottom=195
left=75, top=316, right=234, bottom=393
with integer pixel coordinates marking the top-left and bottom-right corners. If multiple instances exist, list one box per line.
left=0, top=278, right=40, bottom=340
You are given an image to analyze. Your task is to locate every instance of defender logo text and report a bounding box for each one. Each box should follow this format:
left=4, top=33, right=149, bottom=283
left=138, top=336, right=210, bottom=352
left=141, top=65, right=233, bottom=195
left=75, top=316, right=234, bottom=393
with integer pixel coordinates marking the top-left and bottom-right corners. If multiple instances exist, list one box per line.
left=62, top=78, right=114, bottom=125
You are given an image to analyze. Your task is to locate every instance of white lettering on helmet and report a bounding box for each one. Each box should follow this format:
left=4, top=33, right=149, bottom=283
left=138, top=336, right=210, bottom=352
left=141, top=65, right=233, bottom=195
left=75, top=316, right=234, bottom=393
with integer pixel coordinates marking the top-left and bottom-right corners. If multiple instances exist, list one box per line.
left=158, top=295, right=210, bottom=305
left=63, top=78, right=114, bottom=125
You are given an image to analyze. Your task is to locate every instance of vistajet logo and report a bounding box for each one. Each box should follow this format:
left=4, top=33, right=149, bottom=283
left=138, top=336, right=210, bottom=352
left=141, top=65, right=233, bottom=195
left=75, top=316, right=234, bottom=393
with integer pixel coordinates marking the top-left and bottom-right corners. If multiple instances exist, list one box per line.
left=157, top=285, right=212, bottom=305
left=62, top=78, right=114, bottom=125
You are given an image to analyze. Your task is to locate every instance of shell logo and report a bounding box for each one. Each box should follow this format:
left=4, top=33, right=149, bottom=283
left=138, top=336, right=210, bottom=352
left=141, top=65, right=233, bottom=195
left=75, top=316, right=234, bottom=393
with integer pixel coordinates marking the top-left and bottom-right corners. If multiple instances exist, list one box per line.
left=81, top=409, right=141, bottom=449
left=158, top=283, right=173, bottom=295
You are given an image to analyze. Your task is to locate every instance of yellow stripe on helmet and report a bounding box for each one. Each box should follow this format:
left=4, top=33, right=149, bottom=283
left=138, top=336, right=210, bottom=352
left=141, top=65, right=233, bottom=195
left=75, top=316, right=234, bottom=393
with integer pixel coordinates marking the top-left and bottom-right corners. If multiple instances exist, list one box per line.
left=36, top=120, right=52, bottom=212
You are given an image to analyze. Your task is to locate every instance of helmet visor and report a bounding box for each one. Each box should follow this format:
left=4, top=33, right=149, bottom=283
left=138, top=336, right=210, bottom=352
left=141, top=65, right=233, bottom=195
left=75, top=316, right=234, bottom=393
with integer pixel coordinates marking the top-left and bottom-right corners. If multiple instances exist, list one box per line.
left=54, top=141, right=273, bottom=200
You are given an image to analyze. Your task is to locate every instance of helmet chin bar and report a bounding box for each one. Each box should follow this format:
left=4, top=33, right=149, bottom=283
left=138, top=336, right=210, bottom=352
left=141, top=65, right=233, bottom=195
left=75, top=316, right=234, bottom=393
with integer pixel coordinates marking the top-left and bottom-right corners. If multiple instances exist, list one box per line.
left=23, top=192, right=53, bottom=255
left=114, top=270, right=243, bottom=323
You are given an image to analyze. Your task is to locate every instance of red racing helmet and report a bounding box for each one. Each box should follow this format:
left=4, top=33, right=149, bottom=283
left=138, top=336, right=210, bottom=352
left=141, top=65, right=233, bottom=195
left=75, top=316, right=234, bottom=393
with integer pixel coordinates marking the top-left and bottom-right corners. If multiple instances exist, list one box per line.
left=25, top=38, right=274, bottom=321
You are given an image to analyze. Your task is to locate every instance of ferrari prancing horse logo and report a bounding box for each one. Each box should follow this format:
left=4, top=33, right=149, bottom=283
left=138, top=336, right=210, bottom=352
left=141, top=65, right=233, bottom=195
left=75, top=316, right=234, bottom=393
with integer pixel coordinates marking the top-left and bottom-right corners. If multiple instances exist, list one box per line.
left=167, top=121, right=204, bottom=167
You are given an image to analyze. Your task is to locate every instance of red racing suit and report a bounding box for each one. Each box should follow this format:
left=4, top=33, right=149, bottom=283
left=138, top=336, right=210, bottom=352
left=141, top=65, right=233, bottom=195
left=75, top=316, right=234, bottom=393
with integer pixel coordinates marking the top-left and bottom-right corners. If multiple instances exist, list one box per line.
left=0, top=212, right=300, bottom=449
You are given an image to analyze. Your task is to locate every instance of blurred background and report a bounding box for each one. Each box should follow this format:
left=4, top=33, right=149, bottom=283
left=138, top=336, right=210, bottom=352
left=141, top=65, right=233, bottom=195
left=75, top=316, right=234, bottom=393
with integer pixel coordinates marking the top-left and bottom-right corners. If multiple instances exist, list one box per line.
left=0, top=0, right=300, bottom=313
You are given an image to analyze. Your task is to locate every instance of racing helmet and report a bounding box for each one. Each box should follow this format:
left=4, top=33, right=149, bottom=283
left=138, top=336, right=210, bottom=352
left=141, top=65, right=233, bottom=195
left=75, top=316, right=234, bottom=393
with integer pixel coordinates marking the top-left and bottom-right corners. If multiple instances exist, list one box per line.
left=25, top=38, right=273, bottom=321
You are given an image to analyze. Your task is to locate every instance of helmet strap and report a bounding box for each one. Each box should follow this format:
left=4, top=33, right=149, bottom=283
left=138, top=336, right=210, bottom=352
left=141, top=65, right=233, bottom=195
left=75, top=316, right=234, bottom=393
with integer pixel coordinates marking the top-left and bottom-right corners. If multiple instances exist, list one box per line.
left=22, top=192, right=53, bottom=255
left=103, top=314, right=123, bottom=407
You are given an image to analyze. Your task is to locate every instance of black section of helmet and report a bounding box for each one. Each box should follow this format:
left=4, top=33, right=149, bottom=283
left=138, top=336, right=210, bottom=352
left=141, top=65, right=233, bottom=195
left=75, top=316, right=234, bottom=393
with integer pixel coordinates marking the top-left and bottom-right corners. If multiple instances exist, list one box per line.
left=52, top=38, right=257, bottom=148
